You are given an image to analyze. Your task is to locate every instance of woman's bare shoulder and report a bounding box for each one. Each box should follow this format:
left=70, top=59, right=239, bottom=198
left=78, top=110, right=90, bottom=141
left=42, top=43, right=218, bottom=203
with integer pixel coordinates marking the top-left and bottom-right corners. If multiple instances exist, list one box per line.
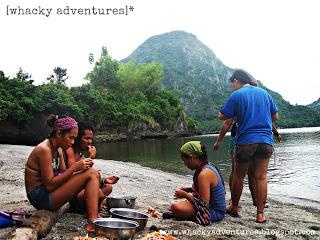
left=33, top=139, right=51, bottom=155
left=199, top=168, right=216, bottom=177
left=198, top=168, right=218, bottom=184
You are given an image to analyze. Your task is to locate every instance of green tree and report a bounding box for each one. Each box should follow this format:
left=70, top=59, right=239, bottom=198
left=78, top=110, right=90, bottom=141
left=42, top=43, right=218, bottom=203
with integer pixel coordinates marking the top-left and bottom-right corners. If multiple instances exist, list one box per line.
left=47, top=67, right=69, bottom=85
left=117, top=60, right=139, bottom=92
left=0, top=71, right=14, bottom=121
left=135, top=62, right=163, bottom=97
left=117, top=60, right=164, bottom=97
left=36, top=83, right=82, bottom=118
left=85, top=47, right=120, bottom=89
left=0, top=69, right=38, bottom=122
left=16, top=68, right=33, bottom=82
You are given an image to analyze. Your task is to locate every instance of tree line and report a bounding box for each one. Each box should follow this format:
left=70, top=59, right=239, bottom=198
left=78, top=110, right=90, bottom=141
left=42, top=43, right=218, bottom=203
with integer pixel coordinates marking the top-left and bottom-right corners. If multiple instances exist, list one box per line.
left=0, top=47, right=195, bottom=133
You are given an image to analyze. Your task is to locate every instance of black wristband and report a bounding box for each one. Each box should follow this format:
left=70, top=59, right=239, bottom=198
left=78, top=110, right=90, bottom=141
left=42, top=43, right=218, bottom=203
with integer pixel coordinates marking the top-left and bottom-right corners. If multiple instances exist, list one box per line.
left=273, top=132, right=279, bottom=136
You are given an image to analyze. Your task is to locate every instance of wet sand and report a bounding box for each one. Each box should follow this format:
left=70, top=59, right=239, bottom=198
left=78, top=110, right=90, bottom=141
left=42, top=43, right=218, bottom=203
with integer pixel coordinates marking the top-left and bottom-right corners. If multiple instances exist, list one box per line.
left=0, top=144, right=319, bottom=239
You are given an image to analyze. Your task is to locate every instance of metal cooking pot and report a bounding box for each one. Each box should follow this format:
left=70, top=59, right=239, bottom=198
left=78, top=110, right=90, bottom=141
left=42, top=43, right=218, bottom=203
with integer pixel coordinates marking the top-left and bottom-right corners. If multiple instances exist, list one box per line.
left=106, top=197, right=136, bottom=209
left=93, top=217, right=139, bottom=240
left=109, top=208, right=149, bottom=232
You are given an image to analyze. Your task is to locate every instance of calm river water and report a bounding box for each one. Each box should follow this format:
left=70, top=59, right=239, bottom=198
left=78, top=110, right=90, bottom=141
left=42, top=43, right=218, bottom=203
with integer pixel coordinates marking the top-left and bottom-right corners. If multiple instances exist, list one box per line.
left=96, top=127, right=320, bottom=209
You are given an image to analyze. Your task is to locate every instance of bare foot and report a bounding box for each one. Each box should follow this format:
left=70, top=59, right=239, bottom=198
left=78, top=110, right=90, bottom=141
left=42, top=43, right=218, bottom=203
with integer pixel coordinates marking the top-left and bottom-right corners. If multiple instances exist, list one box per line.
left=226, top=202, right=239, bottom=217
left=105, top=176, right=119, bottom=185
left=256, top=211, right=266, bottom=223
left=85, top=221, right=95, bottom=233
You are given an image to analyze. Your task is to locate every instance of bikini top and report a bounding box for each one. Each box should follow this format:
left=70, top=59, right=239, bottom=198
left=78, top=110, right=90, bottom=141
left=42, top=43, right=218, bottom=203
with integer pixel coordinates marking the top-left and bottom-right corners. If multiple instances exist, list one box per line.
left=26, top=147, right=64, bottom=176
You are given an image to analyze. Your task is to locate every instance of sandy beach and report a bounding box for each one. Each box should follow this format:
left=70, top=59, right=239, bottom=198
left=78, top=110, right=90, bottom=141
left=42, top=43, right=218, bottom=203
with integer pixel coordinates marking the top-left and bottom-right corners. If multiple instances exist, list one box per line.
left=0, top=144, right=319, bottom=239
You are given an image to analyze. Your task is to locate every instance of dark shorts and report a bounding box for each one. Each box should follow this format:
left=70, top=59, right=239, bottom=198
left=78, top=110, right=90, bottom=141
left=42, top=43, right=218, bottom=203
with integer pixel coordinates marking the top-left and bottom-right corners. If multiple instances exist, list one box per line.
left=233, top=144, right=273, bottom=163
left=27, top=185, right=53, bottom=210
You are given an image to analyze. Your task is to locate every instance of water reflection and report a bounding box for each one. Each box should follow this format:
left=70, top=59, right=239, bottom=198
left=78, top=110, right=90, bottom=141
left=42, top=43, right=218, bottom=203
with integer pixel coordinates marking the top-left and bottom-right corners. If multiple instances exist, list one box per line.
left=269, top=129, right=320, bottom=205
left=96, top=127, right=320, bottom=208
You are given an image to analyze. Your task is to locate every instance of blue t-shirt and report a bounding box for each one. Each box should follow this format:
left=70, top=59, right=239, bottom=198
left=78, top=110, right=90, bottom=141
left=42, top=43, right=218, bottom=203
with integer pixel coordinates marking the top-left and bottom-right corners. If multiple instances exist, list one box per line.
left=220, top=86, right=278, bottom=145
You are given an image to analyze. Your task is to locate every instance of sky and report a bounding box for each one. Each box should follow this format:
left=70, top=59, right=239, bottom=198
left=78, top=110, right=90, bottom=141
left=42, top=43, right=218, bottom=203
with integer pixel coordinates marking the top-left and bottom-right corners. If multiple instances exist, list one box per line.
left=0, top=0, right=319, bottom=105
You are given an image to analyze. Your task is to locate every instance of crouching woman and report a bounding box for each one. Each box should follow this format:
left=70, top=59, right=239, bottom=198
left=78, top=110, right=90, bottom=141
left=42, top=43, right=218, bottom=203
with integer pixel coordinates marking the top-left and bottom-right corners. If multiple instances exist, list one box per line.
left=24, top=115, right=100, bottom=232
left=170, top=141, right=226, bottom=225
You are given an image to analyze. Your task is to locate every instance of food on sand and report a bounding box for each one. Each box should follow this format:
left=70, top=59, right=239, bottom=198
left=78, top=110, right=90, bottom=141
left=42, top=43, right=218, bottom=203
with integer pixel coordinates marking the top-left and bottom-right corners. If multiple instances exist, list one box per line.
left=146, top=207, right=161, bottom=218
left=141, top=230, right=176, bottom=240
left=73, top=234, right=107, bottom=240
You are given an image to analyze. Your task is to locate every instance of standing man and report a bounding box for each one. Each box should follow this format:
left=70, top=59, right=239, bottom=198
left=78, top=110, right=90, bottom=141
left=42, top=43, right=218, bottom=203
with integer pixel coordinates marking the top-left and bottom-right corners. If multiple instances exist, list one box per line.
left=218, top=69, right=279, bottom=223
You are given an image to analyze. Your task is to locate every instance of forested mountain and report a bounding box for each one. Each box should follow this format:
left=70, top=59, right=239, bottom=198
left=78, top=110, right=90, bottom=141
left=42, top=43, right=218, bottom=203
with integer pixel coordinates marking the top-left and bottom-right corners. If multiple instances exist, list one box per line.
left=1, top=31, right=319, bottom=145
left=123, top=31, right=320, bottom=130
left=308, top=98, right=320, bottom=112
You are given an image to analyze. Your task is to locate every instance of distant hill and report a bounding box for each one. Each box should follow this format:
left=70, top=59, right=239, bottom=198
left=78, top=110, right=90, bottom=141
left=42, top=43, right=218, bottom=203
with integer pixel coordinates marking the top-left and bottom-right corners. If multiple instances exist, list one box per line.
left=308, top=98, right=320, bottom=112
left=123, top=31, right=320, bottom=130
left=262, top=87, right=320, bottom=128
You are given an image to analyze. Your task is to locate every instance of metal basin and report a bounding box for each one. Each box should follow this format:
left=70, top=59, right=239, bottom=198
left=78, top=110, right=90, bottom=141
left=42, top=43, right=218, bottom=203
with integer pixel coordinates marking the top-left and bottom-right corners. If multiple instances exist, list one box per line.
left=93, top=218, right=139, bottom=240
left=106, top=197, right=136, bottom=209
left=109, top=208, right=149, bottom=232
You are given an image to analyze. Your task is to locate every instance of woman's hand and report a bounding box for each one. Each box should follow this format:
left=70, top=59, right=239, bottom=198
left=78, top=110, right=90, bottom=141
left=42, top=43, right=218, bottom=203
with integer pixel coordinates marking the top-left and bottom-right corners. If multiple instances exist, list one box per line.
left=174, top=189, right=187, bottom=199
left=74, top=158, right=94, bottom=171
left=213, top=140, right=221, bottom=151
left=275, top=133, right=282, bottom=143
left=88, top=146, right=96, bottom=159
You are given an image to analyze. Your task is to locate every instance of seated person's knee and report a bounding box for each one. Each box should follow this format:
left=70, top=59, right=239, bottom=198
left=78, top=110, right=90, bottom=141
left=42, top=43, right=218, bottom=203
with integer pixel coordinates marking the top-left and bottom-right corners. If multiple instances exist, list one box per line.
left=171, top=202, right=180, bottom=214
left=87, top=168, right=101, bottom=179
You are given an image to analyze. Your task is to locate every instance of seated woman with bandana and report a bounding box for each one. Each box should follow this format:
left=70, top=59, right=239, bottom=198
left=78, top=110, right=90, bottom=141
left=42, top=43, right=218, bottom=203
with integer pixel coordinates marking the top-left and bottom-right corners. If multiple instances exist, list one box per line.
left=165, top=141, right=226, bottom=225
left=25, top=115, right=100, bottom=233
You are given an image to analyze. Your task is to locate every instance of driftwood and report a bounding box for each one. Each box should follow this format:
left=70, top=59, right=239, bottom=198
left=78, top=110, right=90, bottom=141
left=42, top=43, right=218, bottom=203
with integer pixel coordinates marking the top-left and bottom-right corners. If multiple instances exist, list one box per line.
left=11, top=203, right=70, bottom=240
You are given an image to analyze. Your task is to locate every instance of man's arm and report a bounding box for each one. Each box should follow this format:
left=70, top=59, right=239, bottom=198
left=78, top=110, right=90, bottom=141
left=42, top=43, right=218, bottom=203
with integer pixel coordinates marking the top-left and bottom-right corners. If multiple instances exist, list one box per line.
left=272, top=112, right=279, bottom=122
left=272, top=121, right=282, bottom=142
left=271, top=112, right=281, bottom=142
left=213, top=118, right=233, bottom=151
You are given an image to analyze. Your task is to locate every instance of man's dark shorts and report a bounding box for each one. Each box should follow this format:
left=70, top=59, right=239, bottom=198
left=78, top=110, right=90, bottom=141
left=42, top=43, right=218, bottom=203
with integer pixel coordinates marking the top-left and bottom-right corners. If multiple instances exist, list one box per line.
left=233, top=144, right=274, bottom=162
